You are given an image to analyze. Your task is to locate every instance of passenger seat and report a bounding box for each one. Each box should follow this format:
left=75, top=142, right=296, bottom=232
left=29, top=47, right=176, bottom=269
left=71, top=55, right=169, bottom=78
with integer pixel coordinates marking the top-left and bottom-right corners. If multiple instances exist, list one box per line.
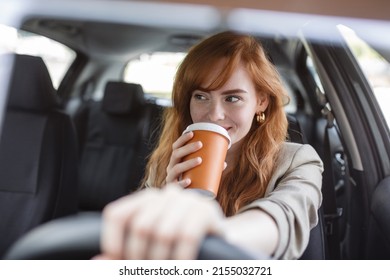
left=74, top=81, right=163, bottom=211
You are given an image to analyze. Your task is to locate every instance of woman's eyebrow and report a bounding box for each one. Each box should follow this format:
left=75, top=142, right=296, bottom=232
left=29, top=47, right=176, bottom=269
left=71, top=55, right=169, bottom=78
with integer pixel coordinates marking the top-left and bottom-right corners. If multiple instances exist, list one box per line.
left=194, top=88, right=248, bottom=94
left=221, top=89, right=248, bottom=95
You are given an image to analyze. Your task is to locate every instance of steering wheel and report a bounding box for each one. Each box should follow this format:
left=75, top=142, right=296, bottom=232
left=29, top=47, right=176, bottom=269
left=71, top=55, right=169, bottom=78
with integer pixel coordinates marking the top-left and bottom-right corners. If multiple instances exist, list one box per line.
left=4, top=212, right=266, bottom=260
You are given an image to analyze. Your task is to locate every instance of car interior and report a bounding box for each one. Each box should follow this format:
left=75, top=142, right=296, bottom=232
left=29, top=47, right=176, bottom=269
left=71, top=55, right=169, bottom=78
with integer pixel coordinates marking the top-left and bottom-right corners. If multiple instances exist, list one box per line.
left=0, top=1, right=389, bottom=260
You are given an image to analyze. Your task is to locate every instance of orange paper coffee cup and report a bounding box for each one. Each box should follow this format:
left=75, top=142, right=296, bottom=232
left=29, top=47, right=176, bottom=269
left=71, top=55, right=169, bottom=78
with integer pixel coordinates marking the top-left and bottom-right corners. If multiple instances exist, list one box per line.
left=182, top=122, right=231, bottom=198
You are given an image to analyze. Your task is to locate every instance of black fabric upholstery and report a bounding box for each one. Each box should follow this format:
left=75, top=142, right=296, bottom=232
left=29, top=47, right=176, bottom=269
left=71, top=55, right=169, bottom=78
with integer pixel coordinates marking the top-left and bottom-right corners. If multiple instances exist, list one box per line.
left=102, top=82, right=145, bottom=115
left=287, top=113, right=307, bottom=144
left=74, top=81, right=163, bottom=211
left=287, top=113, right=326, bottom=259
left=0, top=54, right=79, bottom=257
left=368, top=177, right=390, bottom=259
left=299, top=208, right=327, bottom=259
left=6, top=54, right=60, bottom=111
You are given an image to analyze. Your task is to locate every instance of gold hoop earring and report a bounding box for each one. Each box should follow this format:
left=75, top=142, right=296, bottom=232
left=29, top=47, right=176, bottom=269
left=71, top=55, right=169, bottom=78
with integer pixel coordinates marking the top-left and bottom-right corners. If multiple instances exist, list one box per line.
left=256, top=112, right=265, bottom=124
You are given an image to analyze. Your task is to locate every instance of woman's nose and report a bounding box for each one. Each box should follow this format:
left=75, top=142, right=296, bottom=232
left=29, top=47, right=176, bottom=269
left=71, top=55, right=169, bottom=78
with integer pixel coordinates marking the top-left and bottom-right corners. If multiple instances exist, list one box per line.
left=208, top=101, right=225, bottom=122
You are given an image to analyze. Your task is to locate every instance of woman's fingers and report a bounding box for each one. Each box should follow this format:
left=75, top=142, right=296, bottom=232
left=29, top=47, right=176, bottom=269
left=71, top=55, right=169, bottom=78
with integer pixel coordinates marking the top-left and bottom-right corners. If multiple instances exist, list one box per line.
left=169, top=140, right=202, bottom=168
left=145, top=185, right=224, bottom=260
left=124, top=186, right=179, bottom=259
left=101, top=189, right=158, bottom=259
left=170, top=196, right=224, bottom=259
left=166, top=134, right=203, bottom=184
left=148, top=187, right=199, bottom=259
left=101, top=184, right=225, bottom=260
left=166, top=157, right=202, bottom=184
left=177, top=178, right=192, bottom=188
left=172, top=131, right=193, bottom=149
left=145, top=186, right=188, bottom=259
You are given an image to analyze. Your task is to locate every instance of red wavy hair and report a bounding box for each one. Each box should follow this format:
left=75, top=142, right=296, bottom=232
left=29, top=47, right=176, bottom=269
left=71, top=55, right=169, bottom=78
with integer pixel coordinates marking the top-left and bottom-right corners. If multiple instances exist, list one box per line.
left=142, top=31, right=288, bottom=216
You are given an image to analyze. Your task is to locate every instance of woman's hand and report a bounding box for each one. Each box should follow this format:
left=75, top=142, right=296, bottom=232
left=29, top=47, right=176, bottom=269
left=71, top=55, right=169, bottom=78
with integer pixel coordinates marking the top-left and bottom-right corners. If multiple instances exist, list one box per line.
left=99, top=184, right=225, bottom=260
left=165, top=131, right=227, bottom=188
left=165, top=131, right=203, bottom=187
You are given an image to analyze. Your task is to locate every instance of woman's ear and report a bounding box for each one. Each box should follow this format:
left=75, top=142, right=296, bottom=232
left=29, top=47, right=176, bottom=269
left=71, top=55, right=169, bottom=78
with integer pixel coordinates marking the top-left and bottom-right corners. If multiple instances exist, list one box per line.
left=257, top=95, right=269, bottom=112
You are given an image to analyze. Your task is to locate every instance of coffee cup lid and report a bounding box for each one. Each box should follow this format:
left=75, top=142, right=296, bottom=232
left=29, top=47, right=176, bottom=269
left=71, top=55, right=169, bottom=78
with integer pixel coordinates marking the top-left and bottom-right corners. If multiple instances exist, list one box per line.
left=183, top=122, right=231, bottom=149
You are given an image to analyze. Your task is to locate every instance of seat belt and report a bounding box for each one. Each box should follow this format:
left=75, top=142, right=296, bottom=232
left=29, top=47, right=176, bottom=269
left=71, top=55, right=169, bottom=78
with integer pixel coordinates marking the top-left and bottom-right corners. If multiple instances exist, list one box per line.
left=322, top=106, right=342, bottom=259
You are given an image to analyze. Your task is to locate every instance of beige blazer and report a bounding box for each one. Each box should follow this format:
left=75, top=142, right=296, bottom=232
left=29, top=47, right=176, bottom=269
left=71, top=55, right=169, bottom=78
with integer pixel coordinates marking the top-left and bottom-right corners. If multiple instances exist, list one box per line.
left=239, top=142, right=324, bottom=259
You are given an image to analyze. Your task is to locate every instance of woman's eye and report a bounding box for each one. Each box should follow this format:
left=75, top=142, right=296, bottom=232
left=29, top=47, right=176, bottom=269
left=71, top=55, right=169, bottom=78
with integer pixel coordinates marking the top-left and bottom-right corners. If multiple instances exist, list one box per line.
left=226, top=96, right=240, bottom=102
left=193, top=93, right=206, bottom=100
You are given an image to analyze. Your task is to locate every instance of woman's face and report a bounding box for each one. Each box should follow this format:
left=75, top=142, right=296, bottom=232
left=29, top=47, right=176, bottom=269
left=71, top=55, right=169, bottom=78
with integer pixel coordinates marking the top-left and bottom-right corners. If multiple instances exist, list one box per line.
left=189, top=62, right=269, bottom=147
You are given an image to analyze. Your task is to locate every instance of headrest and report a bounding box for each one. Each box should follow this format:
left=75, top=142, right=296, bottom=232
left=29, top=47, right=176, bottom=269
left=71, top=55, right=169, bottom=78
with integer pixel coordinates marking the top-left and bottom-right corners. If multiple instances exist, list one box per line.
left=7, top=54, right=59, bottom=111
left=102, top=81, right=145, bottom=115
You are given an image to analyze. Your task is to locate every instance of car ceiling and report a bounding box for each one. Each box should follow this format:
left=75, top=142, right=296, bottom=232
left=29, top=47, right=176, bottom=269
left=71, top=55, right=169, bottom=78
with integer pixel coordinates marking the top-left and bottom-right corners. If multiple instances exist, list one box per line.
left=156, top=0, right=390, bottom=21
left=22, top=19, right=203, bottom=60
left=14, top=0, right=310, bottom=64
left=15, top=0, right=390, bottom=66
left=21, top=16, right=297, bottom=69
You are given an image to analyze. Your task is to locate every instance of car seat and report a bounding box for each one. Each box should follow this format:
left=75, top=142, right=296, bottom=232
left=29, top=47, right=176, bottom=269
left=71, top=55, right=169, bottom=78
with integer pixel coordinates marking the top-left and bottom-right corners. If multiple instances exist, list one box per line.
left=73, top=81, right=163, bottom=211
left=287, top=113, right=327, bottom=259
left=0, top=54, right=79, bottom=257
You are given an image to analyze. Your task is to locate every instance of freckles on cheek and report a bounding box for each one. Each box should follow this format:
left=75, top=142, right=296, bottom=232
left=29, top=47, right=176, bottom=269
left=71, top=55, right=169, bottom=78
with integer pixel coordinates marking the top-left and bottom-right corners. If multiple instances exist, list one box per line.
left=189, top=103, right=195, bottom=122
left=189, top=108, right=198, bottom=122
left=189, top=104, right=204, bottom=123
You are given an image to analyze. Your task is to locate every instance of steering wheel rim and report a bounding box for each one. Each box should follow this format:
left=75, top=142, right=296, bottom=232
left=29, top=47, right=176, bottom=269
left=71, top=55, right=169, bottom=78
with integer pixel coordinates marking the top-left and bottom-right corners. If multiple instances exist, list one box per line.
left=4, top=212, right=266, bottom=260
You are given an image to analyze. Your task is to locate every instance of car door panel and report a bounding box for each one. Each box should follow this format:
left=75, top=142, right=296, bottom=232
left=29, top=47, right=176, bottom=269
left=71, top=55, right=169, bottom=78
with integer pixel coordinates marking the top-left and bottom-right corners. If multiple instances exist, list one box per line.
left=367, top=176, right=390, bottom=259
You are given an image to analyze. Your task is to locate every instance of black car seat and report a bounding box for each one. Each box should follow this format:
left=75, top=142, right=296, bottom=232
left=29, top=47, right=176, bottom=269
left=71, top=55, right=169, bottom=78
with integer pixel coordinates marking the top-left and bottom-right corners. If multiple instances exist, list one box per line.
left=0, top=54, right=79, bottom=257
left=73, top=81, right=163, bottom=211
left=287, top=114, right=308, bottom=144
left=287, top=113, right=327, bottom=259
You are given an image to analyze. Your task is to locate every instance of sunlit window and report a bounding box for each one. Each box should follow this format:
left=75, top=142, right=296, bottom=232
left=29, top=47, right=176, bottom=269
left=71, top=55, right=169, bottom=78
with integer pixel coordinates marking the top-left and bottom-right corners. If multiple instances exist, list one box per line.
left=124, top=51, right=298, bottom=113
left=339, top=25, right=390, bottom=127
left=124, top=52, right=186, bottom=101
left=0, top=24, right=76, bottom=89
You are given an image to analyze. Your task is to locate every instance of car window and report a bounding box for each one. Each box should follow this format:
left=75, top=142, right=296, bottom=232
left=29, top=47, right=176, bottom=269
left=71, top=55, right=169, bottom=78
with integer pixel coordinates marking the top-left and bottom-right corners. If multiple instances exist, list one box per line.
left=124, top=51, right=298, bottom=113
left=124, top=52, right=186, bottom=104
left=339, top=25, right=390, bottom=128
left=0, top=24, right=76, bottom=89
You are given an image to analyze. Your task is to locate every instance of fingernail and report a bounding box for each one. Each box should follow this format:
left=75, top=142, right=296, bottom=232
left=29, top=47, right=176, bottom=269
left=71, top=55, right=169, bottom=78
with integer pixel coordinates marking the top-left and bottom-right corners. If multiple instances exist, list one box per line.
left=182, top=178, right=191, bottom=186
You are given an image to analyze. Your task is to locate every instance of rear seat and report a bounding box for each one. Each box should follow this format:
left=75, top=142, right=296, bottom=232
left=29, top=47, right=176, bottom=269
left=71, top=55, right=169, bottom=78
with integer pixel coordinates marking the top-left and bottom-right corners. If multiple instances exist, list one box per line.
left=72, top=92, right=305, bottom=212
left=73, top=81, right=163, bottom=211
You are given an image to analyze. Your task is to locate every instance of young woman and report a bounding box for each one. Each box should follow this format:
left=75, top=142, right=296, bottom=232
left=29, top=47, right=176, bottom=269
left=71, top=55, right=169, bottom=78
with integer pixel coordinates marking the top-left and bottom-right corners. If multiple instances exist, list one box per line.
left=99, top=31, right=323, bottom=260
